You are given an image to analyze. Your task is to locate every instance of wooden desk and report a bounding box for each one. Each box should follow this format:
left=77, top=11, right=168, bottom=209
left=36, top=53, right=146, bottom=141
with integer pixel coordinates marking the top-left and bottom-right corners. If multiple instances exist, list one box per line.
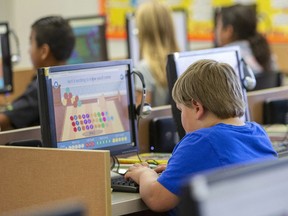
left=112, top=192, right=147, bottom=215
left=112, top=192, right=167, bottom=216
left=0, top=125, right=41, bottom=145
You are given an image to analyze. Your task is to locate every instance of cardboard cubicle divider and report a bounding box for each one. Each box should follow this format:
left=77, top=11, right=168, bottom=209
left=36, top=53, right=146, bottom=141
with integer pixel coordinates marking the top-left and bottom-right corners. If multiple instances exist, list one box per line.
left=137, top=105, right=172, bottom=153
left=0, top=146, right=111, bottom=216
left=247, top=86, right=288, bottom=124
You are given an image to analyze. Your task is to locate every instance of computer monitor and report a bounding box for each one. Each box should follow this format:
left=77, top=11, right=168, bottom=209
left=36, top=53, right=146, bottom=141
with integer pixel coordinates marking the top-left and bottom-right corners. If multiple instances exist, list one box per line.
left=0, top=22, right=13, bottom=94
left=67, top=15, right=108, bottom=64
left=37, top=60, right=139, bottom=156
left=179, top=158, right=288, bottom=216
left=126, top=9, right=188, bottom=66
left=166, top=46, right=251, bottom=139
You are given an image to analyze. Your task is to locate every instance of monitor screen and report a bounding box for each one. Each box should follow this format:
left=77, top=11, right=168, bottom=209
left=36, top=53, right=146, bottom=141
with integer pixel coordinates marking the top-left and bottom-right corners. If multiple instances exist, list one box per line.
left=37, top=60, right=139, bottom=156
left=179, top=158, right=288, bottom=216
left=126, top=9, right=188, bottom=66
left=0, top=22, right=13, bottom=94
left=67, top=15, right=108, bottom=64
left=166, top=46, right=250, bottom=139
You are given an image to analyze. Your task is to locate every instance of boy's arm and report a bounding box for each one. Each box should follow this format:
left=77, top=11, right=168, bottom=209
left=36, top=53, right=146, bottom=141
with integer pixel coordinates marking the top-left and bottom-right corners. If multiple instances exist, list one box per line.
left=125, top=163, right=179, bottom=212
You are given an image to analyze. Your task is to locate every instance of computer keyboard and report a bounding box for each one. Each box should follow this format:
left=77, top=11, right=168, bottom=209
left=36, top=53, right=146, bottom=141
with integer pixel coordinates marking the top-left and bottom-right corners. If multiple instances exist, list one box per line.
left=111, top=171, right=139, bottom=193
left=272, top=141, right=288, bottom=157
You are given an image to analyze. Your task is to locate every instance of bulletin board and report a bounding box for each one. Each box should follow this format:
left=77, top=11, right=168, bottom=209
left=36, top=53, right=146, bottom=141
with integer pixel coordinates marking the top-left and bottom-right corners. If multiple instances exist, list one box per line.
left=100, top=0, right=288, bottom=43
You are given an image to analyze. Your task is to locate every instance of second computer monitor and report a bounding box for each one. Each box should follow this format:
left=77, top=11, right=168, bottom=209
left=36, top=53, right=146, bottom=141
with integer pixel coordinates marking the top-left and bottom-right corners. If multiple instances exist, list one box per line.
left=67, top=15, right=108, bottom=64
left=0, top=22, right=13, bottom=94
left=166, top=46, right=250, bottom=139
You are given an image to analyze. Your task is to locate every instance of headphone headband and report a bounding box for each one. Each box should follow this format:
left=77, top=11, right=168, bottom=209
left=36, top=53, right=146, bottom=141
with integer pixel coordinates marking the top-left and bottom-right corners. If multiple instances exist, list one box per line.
left=241, top=58, right=256, bottom=91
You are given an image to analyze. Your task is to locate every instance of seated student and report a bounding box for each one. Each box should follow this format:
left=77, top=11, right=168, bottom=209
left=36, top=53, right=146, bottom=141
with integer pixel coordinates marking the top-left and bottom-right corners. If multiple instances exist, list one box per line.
left=0, top=16, right=75, bottom=131
left=134, top=0, right=180, bottom=107
left=214, top=4, right=278, bottom=74
left=125, top=59, right=277, bottom=215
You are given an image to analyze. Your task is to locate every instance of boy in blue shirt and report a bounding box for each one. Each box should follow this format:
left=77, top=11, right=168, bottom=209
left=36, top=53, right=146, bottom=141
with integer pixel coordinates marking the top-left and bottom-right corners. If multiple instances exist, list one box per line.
left=125, top=59, right=277, bottom=215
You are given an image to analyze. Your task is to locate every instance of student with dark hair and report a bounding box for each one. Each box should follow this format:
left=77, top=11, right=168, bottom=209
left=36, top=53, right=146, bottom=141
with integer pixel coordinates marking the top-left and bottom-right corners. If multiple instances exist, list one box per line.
left=214, top=4, right=278, bottom=74
left=0, top=16, right=75, bottom=131
left=124, top=59, right=277, bottom=215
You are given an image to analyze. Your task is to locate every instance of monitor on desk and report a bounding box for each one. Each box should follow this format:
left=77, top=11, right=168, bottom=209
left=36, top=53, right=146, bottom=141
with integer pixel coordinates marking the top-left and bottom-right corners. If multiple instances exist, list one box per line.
left=37, top=60, right=139, bottom=156
left=179, top=158, right=288, bottom=216
left=126, top=9, right=188, bottom=66
left=166, top=47, right=251, bottom=139
left=67, top=15, right=108, bottom=64
left=0, top=22, right=13, bottom=94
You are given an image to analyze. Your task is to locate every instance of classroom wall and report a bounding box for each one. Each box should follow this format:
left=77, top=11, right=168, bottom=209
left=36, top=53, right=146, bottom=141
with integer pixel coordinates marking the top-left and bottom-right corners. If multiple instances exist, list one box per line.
left=0, top=1, right=286, bottom=73
left=0, top=0, right=213, bottom=71
left=0, top=0, right=213, bottom=104
left=0, top=0, right=102, bottom=70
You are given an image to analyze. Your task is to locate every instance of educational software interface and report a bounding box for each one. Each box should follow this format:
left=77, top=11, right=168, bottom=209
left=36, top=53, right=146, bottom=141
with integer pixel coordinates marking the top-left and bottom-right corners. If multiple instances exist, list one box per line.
left=50, top=65, right=131, bottom=149
left=68, top=25, right=104, bottom=64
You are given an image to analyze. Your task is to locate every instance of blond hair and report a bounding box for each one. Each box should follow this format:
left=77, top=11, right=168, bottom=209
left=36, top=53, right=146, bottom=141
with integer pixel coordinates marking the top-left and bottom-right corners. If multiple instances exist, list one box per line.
left=136, top=0, right=180, bottom=87
left=172, top=59, right=245, bottom=119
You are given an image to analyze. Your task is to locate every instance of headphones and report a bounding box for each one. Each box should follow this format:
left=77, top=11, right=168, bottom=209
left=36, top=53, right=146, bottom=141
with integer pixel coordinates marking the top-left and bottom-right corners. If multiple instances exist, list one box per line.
left=132, top=70, right=152, bottom=119
left=9, top=29, right=21, bottom=64
left=241, top=58, right=256, bottom=91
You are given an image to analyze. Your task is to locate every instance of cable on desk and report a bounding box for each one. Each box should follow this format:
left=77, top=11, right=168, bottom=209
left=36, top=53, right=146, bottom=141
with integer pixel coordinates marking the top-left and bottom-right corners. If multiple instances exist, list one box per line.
left=111, top=155, right=123, bottom=174
left=135, top=153, right=160, bottom=166
left=136, top=152, right=143, bottom=163
left=111, top=156, right=116, bottom=170
left=114, top=156, right=120, bottom=173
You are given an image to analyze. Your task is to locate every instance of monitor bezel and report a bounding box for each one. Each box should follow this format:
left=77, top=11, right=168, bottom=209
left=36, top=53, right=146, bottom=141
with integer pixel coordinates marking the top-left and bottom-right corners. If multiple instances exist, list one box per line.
left=37, top=59, right=139, bottom=156
left=179, top=158, right=288, bottom=216
left=0, top=22, right=13, bottom=94
left=66, top=15, right=108, bottom=63
left=125, top=12, right=139, bottom=67
left=166, top=46, right=251, bottom=139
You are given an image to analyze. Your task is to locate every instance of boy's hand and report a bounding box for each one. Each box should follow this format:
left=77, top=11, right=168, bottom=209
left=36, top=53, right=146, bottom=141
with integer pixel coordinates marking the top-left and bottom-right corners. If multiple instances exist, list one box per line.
left=124, top=162, right=156, bottom=184
left=153, top=164, right=167, bottom=173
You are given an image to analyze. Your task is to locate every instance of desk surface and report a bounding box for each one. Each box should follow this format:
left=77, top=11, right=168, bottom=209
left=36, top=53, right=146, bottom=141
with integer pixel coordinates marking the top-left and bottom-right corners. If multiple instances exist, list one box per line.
left=112, top=192, right=147, bottom=216
left=0, top=125, right=41, bottom=145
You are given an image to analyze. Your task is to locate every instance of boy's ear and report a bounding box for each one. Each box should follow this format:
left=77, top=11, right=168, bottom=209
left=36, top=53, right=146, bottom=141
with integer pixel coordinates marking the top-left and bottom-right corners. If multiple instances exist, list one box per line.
left=39, top=44, right=50, bottom=60
left=192, top=100, right=205, bottom=120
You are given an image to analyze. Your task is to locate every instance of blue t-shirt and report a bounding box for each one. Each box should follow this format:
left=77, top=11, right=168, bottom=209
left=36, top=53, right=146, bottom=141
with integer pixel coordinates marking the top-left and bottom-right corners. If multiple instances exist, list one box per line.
left=158, top=122, right=277, bottom=214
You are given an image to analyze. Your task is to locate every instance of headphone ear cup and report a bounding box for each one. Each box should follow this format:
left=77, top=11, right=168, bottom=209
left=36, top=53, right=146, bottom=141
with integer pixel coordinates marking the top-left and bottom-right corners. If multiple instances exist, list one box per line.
left=136, top=103, right=152, bottom=119
left=141, top=102, right=152, bottom=118
left=243, top=76, right=256, bottom=90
